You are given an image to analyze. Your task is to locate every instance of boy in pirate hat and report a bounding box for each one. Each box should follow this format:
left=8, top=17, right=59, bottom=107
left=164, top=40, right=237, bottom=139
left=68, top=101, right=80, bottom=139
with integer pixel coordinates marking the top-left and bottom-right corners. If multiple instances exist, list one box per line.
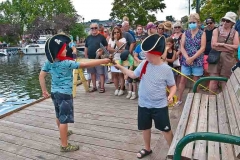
left=114, top=34, right=176, bottom=159
left=39, top=34, right=110, bottom=152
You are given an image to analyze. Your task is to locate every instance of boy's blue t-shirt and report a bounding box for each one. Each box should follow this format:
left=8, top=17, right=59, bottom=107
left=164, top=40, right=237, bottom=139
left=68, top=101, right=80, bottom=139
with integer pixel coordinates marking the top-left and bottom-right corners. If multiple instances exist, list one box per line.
left=134, top=44, right=145, bottom=60
left=41, top=60, right=80, bottom=95
left=134, top=61, right=175, bottom=108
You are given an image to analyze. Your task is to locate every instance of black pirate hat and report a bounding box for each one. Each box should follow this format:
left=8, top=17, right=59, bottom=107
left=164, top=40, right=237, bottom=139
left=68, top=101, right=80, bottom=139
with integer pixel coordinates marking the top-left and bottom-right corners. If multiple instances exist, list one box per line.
left=120, top=50, right=130, bottom=61
left=141, top=34, right=165, bottom=56
left=45, top=34, right=71, bottom=63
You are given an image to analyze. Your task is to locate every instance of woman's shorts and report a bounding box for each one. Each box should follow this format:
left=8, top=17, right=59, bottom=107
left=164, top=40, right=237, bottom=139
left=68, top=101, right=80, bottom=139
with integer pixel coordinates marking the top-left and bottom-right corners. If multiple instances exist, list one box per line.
left=138, top=106, right=171, bottom=132
left=181, top=65, right=203, bottom=76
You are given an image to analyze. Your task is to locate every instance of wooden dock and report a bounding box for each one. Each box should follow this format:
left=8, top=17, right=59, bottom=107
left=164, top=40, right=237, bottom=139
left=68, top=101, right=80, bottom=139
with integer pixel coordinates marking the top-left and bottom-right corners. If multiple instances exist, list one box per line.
left=0, top=84, right=190, bottom=160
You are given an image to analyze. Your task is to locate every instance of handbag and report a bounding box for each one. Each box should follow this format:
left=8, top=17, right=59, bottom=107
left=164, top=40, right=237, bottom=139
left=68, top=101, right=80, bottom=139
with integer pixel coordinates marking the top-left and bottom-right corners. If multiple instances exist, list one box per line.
left=207, top=29, right=231, bottom=64
left=173, top=56, right=180, bottom=67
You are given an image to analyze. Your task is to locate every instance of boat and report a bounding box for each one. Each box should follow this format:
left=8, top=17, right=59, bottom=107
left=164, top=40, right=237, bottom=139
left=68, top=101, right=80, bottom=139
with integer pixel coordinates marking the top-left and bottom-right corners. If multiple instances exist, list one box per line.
left=21, top=35, right=52, bottom=55
left=0, top=44, right=19, bottom=56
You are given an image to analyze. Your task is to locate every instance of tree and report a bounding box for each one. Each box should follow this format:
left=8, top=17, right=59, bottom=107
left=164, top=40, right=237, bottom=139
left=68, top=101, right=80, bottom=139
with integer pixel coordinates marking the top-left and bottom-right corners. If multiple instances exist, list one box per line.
left=69, top=23, right=87, bottom=40
left=192, top=0, right=240, bottom=22
left=110, top=0, right=166, bottom=25
left=166, top=15, right=175, bottom=22
left=181, top=15, right=189, bottom=24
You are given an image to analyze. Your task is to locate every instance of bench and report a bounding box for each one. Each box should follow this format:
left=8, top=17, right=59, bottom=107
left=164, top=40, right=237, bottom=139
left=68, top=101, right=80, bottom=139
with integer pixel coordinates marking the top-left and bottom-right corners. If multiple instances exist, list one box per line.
left=168, top=67, right=240, bottom=160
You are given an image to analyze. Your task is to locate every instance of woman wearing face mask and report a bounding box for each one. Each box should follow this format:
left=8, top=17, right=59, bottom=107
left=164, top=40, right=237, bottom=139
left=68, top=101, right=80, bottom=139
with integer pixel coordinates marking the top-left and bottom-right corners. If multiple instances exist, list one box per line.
left=175, top=13, right=206, bottom=106
left=208, top=12, right=239, bottom=93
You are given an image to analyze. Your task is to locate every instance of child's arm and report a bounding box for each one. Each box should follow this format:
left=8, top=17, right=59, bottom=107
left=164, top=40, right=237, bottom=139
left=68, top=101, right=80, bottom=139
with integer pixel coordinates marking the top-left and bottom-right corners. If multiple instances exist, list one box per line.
left=114, top=63, right=137, bottom=79
left=39, top=71, right=50, bottom=98
left=79, top=59, right=110, bottom=68
left=166, top=50, right=176, bottom=63
left=167, top=85, right=177, bottom=103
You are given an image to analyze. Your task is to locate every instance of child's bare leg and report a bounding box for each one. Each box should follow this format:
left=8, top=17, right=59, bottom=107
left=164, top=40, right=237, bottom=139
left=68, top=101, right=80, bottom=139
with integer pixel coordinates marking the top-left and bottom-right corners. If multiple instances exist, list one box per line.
left=162, top=130, right=173, bottom=146
left=59, top=123, right=68, bottom=147
left=128, top=83, right=133, bottom=92
left=137, top=129, right=152, bottom=158
left=56, top=118, right=60, bottom=128
left=133, top=82, right=137, bottom=93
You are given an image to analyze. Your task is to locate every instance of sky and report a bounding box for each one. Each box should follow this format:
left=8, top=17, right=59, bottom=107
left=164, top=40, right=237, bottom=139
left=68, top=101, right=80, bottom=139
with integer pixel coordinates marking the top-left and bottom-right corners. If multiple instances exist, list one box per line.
left=0, top=0, right=194, bottom=22
left=72, top=0, right=194, bottom=22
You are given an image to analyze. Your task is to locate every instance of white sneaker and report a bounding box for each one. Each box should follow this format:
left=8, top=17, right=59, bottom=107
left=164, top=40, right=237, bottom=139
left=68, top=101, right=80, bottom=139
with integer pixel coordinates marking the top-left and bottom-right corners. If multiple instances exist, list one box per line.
left=126, top=91, right=132, bottom=99
left=130, top=92, right=137, bottom=100
left=118, top=90, right=124, bottom=96
left=114, top=90, right=119, bottom=96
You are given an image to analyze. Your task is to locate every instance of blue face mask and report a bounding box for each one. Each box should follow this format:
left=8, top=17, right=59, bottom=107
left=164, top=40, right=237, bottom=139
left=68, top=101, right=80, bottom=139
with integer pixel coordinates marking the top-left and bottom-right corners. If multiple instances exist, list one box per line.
left=189, top=23, right=197, bottom=30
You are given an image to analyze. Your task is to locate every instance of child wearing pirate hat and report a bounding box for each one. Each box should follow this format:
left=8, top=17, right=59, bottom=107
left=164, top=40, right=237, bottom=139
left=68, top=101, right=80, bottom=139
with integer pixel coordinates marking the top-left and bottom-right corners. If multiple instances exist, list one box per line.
left=39, top=34, right=110, bottom=152
left=114, top=34, right=177, bottom=159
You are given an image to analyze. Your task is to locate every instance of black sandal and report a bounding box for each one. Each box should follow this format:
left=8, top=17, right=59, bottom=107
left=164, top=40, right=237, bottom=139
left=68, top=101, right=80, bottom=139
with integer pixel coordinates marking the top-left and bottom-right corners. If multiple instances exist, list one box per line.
left=89, top=87, right=97, bottom=93
left=99, top=88, right=105, bottom=93
left=137, top=149, right=152, bottom=159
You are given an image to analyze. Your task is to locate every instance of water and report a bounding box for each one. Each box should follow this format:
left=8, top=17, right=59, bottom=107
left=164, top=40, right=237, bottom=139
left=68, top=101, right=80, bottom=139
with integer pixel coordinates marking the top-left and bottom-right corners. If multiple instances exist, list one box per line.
left=0, top=55, right=51, bottom=116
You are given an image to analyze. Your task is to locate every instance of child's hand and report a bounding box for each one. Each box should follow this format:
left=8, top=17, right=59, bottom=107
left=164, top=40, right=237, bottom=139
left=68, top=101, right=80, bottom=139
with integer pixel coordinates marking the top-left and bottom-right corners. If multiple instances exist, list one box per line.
left=167, top=96, right=173, bottom=104
left=42, top=91, right=50, bottom=98
left=165, top=46, right=170, bottom=51
left=124, top=74, right=128, bottom=80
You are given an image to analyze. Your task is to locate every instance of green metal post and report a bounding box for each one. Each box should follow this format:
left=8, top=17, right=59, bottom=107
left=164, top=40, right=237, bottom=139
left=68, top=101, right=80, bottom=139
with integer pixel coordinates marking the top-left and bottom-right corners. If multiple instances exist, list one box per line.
left=173, top=132, right=240, bottom=160
left=192, top=76, right=228, bottom=93
left=196, top=0, right=200, bottom=14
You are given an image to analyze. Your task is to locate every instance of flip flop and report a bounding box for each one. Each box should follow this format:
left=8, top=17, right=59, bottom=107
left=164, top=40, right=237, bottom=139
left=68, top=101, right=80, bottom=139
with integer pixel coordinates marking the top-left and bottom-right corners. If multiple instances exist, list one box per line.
left=88, top=87, right=97, bottom=93
left=137, top=149, right=152, bottom=159
left=99, top=88, right=105, bottom=93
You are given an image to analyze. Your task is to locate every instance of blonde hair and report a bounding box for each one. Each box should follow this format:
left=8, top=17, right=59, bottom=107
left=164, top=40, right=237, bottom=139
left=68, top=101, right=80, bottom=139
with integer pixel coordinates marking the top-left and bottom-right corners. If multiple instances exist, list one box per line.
left=188, top=13, right=200, bottom=23
left=123, top=16, right=129, bottom=22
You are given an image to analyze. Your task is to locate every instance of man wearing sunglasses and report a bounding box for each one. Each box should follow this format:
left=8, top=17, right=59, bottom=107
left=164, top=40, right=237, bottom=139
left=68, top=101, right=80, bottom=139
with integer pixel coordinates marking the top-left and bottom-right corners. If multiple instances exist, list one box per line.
left=84, top=23, right=108, bottom=93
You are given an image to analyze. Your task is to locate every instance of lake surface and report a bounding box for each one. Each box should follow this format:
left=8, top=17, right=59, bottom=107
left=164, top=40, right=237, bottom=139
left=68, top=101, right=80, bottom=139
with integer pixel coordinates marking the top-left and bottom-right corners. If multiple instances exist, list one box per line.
left=0, top=55, right=51, bottom=116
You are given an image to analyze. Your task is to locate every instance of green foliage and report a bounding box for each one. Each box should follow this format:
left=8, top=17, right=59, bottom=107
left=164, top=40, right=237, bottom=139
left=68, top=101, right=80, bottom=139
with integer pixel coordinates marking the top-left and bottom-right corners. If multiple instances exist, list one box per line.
left=181, top=15, right=189, bottom=23
left=166, top=15, right=175, bottom=22
left=192, top=0, right=240, bottom=22
left=110, top=0, right=166, bottom=26
left=69, top=23, right=87, bottom=40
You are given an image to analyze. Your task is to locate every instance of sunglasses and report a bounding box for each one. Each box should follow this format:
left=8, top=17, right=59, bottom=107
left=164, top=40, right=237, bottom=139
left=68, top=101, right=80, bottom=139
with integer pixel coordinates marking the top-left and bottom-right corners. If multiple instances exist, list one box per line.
left=158, top=28, right=164, bottom=30
left=174, top=26, right=181, bottom=29
left=114, top=32, right=120, bottom=34
left=222, top=19, right=231, bottom=23
left=189, top=22, right=196, bottom=24
left=206, top=22, right=213, bottom=25
left=90, top=27, right=98, bottom=30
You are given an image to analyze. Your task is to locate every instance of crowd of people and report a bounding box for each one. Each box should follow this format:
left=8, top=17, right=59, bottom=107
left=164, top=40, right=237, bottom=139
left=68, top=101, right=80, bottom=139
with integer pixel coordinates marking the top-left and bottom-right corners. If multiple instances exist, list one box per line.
left=39, top=11, right=240, bottom=159
left=84, top=12, right=240, bottom=104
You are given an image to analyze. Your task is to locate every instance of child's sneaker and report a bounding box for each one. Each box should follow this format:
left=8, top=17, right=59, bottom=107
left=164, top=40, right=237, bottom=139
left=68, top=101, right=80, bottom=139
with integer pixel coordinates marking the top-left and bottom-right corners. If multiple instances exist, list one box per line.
left=114, top=89, right=119, bottom=96
left=118, top=90, right=124, bottom=96
left=130, top=92, right=137, bottom=100
left=60, top=143, right=79, bottom=152
left=175, top=100, right=182, bottom=107
left=126, top=91, right=132, bottom=99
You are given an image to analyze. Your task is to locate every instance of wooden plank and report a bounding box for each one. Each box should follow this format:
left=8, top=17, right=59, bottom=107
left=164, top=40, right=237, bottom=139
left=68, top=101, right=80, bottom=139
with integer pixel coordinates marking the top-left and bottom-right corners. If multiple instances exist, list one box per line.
left=181, top=93, right=202, bottom=160
left=223, top=84, right=240, bottom=158
left=0, top=133, right=117, bottom=160
left=227, top=78, right=240, bottom=132
left=230, top=72, right=239, bottom=93
left=167, top=93, right=195, bottom=159
left=0, top=150, right=32, bottom=160
left=234, top=68, right=240, bottom=101
left=208, top=95, right=220, bottom=160
left=0, top=125, right=135, bottom=160
left=217, top=93, right=235, bottom=160
left=0, top=140, right=72, bottom=160
left=193, top=94, right=208, bottom=160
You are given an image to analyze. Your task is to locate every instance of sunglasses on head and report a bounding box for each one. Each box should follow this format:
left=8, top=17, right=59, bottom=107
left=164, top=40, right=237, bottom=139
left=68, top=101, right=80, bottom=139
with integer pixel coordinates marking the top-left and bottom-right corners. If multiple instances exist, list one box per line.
left=90, top=27, right=98, bottom=30
left=189, top=22, right=196, bottom=24
left=222, top=19, right=231, bottom=23
left=206, top=22, right=213, bottom=25
left=174, top=26, right=181, bottom=29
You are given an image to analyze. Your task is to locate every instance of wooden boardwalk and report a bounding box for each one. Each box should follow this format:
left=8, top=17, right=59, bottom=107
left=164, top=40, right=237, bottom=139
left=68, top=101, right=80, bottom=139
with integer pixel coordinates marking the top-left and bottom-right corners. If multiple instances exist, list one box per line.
left=0, top=84, right=190, bottom=160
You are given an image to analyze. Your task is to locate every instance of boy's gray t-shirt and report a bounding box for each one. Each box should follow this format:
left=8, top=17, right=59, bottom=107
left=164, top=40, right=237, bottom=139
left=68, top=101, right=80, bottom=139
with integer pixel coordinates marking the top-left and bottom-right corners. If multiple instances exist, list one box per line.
left=134, top=61, right=175, bottom=108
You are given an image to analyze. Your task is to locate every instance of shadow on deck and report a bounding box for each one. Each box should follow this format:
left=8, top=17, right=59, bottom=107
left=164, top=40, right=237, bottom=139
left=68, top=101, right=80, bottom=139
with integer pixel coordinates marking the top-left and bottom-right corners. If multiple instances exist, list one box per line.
left=0, top=84, right=191, bottom=160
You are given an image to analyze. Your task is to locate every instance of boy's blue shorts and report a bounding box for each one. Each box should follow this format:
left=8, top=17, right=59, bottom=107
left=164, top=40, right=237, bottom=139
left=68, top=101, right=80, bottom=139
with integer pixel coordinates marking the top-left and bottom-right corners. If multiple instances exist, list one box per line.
left=51, top=92, right=74, bottom=124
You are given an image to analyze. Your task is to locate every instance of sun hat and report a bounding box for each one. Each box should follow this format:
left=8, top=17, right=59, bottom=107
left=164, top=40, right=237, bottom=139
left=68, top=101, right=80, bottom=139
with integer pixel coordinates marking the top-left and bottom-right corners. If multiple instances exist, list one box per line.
left=146, top=22, right=157, bottom=30
left=222, top=12, right=237, bottom=23
left=163, top=21, right=172, bottom=30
